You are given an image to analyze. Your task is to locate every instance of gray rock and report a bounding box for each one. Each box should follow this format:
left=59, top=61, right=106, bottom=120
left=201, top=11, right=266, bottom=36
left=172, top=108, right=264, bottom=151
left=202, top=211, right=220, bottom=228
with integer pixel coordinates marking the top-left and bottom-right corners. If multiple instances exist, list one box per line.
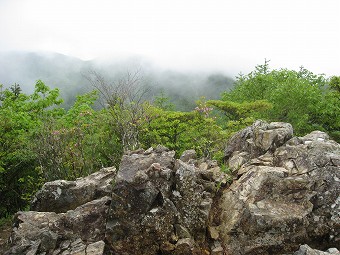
left=217, top=123, right=340, bottom=254
left=294, top=244, right=339, bottom=255
left=85, top=240, right=105, bottom=255
left=6, top=196, right=111, bottom=255
left=211, top=245, right=224, bottom=255
left=31, top=167, right=116, bottom=213
left=180, top=149, right=197, bottom=162
left=228, top=151, right=250, bottom=173
left=105, top=148, right=218, bottom=254
left=224, top=120, right=293, bottom=162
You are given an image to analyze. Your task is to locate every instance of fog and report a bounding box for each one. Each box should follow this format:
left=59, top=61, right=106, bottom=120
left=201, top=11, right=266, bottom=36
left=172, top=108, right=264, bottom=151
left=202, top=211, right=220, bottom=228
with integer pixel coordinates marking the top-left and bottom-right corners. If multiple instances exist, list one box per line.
left=0, top=0, right=339, bottom=76
left=0, top=51, right=235, bottom=110
left=0, top=1, right=339, bottom=110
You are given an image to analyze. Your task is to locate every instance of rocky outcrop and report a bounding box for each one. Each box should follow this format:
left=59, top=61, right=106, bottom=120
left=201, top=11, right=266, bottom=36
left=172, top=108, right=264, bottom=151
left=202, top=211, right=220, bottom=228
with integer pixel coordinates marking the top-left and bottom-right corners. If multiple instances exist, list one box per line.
left=218, top=121, right=340, bottom=254
left=31, top=167, right=116, bottom=213
left=4, top=121, right=340, bottom=255
left=6, top=196, right=110, bottom=255
left=225, top=120, right=294, bottom=169
left=105, top=146, right=228, bottom=254
left=5, top=168, right=116, bottom=255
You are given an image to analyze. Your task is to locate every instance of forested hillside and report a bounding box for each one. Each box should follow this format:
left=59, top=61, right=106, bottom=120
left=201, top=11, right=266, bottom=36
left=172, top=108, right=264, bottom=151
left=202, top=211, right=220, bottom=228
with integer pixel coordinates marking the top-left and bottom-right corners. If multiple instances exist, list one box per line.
left=0, top=51, right=234, bottom=111
left=0, top=61, right=339, bottom=221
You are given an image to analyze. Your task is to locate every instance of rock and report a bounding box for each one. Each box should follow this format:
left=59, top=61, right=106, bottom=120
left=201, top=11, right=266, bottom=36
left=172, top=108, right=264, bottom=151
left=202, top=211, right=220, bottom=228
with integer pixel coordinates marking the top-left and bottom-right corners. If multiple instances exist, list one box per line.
left=105, top=148, right=218, bottom=254
left=160, top=241, right=176, bottom=254
left=294, top=244, right=339, bottom=255
left=31, top=167, right=116, bottom=213
left=85, top=241, right=106, bottom=255
left=180, top=149, right=197, bottom=162
left=154, top=144, right=170, bottom=153
left=208, top=226, right=219, bottom=240
left=217, top=121, right=340, bottom=254
left=174, top=238, right=199, bottom=255
left=6, top=196, right=111, bottom=255
left=274, top=131, right=340, bottom=175
left=224, top=120, right=293, bottom=162
left=211, top=245, right=224, bottom=255
left=115, top=149, right=175, bottom=184
left=228, top=151, right=250, bottom=173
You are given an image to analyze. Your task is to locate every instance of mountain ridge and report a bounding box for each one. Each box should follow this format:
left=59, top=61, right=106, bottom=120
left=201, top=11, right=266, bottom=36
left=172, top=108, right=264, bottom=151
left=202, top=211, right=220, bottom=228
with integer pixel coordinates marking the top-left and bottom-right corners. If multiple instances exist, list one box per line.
left=0, top=51, right=235, bottom=110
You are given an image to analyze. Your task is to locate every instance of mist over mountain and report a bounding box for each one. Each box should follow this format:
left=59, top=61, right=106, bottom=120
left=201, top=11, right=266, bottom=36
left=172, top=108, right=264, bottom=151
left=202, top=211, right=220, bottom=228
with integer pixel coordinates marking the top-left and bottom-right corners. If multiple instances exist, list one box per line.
left=0, top=51, right=235, bottom=110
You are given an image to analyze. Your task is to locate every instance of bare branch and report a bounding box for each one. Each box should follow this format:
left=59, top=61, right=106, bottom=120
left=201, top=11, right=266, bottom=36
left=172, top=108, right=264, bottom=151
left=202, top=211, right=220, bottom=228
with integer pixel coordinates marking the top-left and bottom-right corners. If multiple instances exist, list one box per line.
left=84, top=69, right=151, bottom=151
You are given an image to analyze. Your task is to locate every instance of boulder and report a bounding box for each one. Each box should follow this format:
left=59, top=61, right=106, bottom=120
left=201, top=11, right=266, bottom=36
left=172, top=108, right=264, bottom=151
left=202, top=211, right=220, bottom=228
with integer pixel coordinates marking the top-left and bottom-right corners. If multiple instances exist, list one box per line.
left=6, top=196, right=110, bottom=255
left=105, top=147, right=228, bottom=254
left=224, top=120, right=293, bottom=163
left=31, top=167, right=116, bottom=213
left=217, top=122, right=340, bottom=254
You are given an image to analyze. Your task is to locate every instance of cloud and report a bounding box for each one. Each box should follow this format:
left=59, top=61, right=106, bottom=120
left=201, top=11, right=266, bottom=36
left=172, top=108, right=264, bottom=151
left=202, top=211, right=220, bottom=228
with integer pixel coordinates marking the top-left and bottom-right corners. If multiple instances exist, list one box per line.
left=0, top=0, right=339, bottom=75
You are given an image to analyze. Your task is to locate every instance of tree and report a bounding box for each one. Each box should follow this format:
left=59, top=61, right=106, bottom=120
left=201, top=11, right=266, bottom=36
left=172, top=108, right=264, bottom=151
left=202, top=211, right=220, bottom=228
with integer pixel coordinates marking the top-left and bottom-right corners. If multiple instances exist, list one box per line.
left=34, top=90, right=123, bottom=181
left=140, top=101, right=226, bottom=159
left=207, top=99, right=272, bottom=120
left=0, top=80, right=62, bottom=217
left=9, top=83, right=22, bottom=99
left=314, top=75, right=340, bottom=141
left=222, top=62, right=337, bottom=138
left=153, top=89, right=175, bottom=111
left=329, top=76, right=340, bottom=92
left=85, top=70, right=151, bottom=151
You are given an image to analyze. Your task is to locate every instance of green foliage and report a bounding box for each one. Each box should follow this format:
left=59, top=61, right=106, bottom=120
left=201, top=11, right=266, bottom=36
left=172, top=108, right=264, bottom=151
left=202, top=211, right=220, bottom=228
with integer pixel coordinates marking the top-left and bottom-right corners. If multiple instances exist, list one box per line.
left=153, top=90, right=175, bottom=111
left=0, top=213, right=12, bottom=229
left=207, top=99, right=272, bottom=120
left=329, top=76, right=340, bottom=92
left=0, top=81, right=62, bottom=217
left=0, top=81, right=126, bottom=217
left=9, top=83, right=22, bottom=99
left=87, top=70, right=152, bottom=151
left=222, top=61, right=339, bottom=140
left=206, top=97, right=272, bottom=138
left=105, top=101, right=152, bottom=151
left=140, top=103, right=226, bottom=158
left=313, top=78, right=340, bottom=141
left=35, top=91, right=123, bottom=181
left=0, top=64, right=338, bottom=219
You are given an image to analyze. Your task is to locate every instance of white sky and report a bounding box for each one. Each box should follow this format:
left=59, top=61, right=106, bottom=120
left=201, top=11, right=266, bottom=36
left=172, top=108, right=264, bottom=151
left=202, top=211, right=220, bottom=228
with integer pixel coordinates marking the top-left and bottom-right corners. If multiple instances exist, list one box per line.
left=0, top=0, right=339, bottom=75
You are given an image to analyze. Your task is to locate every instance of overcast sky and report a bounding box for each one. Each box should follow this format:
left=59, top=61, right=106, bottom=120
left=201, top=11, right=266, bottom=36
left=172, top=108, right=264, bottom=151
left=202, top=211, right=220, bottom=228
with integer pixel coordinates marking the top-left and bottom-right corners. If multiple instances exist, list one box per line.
left=0, top=0, right=339, bottom=75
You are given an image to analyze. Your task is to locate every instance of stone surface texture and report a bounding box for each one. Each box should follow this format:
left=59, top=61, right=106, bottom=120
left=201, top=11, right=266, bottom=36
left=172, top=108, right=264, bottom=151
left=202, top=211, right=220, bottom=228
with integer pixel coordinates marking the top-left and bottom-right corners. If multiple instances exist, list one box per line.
left=31, top=167, right=116, bottom=213
left=294, top=244, right=339, bottom=255
left=218, top=121, right=339, bottom=254
left=105, top=146, right=228, bottom=254
left=6, top=196, right=110, bottom=255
